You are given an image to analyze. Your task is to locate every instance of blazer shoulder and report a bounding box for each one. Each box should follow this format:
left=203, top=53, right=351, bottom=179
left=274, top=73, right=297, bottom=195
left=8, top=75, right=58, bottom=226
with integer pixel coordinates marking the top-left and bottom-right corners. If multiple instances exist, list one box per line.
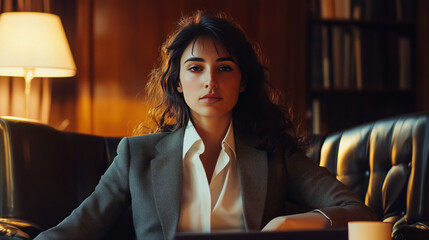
left=124, top=132, right=172, bottom=148
left=124, top=128, right=184, bottom=151
left=127, top=131, right=171, bottom=141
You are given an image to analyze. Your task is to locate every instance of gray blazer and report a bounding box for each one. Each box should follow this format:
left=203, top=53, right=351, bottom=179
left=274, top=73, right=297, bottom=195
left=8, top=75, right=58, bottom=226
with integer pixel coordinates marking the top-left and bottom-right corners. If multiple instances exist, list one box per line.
left=35, top=128, right=376, bottom=240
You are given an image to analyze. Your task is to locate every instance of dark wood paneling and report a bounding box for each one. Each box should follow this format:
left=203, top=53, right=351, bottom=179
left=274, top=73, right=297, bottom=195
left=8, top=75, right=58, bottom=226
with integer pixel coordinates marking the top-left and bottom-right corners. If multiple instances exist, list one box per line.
left=258, top=0, right=308, bottom=129
left=74, top=0, right=94, bottom=133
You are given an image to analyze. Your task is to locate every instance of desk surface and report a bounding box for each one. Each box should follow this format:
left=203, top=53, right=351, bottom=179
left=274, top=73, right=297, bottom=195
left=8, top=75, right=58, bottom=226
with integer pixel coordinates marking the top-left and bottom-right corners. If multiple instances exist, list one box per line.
left=175, top=227, right=348, bottom=240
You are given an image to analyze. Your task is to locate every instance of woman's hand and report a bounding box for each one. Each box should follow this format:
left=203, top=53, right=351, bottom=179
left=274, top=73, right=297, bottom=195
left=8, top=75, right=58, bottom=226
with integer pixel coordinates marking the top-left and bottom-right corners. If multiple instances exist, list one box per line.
left=262, top=212, right=331, bottom=231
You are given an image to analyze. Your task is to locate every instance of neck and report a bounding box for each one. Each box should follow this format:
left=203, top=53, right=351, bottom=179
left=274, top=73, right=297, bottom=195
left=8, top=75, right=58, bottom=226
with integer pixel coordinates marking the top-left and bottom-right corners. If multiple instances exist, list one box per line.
left=191, top=114, right=231, bottom=148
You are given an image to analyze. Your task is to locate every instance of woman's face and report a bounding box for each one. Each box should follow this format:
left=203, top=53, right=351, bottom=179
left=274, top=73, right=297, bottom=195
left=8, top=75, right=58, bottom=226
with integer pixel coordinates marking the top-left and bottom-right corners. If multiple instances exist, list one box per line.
left=178, top=37, right=243, bottom=123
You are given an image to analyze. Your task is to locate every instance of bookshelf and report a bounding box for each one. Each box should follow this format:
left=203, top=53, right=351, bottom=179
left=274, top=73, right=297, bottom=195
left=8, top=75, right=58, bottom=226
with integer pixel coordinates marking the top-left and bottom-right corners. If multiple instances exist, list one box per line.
left=307, top=0, right=416, bottom=134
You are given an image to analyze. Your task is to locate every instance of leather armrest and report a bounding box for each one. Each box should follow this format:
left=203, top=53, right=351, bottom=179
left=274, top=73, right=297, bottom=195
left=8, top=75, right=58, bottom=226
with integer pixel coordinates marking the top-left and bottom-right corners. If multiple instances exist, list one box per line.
left=0, top=223, right=31, bottom=240
left=393, top=221, right=429, bottom=240
left=0, top=219, right=40, bottom=240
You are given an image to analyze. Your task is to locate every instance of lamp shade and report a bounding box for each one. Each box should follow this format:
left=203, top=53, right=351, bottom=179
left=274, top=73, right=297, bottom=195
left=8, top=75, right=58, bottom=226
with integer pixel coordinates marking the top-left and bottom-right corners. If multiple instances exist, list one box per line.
left=0, top=12, right=76, bottom=77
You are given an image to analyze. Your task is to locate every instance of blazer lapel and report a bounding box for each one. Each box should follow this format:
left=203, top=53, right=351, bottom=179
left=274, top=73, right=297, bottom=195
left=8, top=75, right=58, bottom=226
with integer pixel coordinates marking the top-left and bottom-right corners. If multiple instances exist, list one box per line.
left=235, top=135, right=268, bottom=230
left=151, top=129, right=184, bottom=240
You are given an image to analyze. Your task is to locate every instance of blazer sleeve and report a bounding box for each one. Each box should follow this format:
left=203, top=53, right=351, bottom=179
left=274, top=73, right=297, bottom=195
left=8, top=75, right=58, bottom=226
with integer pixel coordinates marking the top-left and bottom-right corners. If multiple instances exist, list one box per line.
left=34, top=137, right=132, bottom=240
left=285, top=151, right=378, bottom=227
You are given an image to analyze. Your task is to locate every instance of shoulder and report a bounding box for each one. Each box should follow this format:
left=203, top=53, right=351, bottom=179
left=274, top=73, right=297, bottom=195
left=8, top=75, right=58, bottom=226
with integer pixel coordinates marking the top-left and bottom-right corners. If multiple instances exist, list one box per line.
left=126, top=131, right=173, bottom=145
left=118, top=128, right=185, bottom=154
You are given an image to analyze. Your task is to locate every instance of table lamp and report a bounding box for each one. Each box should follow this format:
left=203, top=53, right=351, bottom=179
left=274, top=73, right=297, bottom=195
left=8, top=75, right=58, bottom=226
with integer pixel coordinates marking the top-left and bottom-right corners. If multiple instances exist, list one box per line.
left=0, top=12, right=76, bottom=118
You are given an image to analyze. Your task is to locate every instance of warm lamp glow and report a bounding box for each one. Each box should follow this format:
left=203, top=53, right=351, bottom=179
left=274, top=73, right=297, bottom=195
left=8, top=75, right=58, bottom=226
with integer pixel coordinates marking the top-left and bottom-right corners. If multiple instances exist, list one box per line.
left=0, top=12, right=76, bottom=77
left=0, top=12, right=76, bottom=118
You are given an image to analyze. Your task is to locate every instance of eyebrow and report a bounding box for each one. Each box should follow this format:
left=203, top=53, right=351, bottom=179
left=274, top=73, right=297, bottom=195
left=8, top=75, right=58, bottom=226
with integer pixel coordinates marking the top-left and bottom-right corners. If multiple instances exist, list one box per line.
left=184, top=57, right=236, bottom=63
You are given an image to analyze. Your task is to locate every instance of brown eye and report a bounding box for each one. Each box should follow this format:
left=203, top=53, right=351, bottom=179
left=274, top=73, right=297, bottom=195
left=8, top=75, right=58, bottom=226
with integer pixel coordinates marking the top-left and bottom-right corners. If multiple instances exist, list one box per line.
left=219, top=65, right=233, bottom=72
left=188, top=66, right=202, bottom=72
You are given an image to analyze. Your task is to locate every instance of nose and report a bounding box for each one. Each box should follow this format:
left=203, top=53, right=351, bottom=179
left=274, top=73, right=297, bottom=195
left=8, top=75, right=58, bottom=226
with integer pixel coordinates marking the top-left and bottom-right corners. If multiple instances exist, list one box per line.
left=204, top=81, right=217, bottom=90
left=204, top=70, right=218, bottom=90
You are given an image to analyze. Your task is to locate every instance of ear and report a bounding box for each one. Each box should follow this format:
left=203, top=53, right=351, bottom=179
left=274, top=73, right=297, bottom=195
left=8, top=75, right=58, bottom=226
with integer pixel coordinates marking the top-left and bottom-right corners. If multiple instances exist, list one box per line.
left=177, top=82, right=183, bottom=93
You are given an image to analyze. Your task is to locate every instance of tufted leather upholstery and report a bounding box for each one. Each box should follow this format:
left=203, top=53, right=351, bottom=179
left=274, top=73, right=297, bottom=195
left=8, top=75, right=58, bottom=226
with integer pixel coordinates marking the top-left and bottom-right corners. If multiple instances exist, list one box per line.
left=307, top=112, right=429, bottom=239
left=0, top=117, right=132, bottom=239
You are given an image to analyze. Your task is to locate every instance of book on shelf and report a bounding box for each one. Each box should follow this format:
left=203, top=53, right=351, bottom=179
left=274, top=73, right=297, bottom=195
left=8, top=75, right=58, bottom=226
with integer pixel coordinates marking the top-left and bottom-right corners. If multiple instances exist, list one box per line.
left=343, top=29, right=351, bottom=89
left=320, top=0, right=335, bottom=19
left=319, top=0, right=352, bottom=19
left=310, top=25, right=360, bottom=90
left=312, top=99, right=321, bottom=134
left=309, top=24, right=332, bottom=89
left=321, top=25, right=331, bottom=89
left=353, top=27, right=362, bottom=90
left=396, top=0, right=402, bottom=20
left=351, top=0, right=364, bottom=20
left=334, top=0, right=351, bottom=19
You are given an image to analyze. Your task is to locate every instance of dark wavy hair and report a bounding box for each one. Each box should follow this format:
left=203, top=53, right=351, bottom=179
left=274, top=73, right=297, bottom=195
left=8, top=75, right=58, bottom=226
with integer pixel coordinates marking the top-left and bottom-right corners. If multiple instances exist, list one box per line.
left=143, top=10, right=306, bottom=153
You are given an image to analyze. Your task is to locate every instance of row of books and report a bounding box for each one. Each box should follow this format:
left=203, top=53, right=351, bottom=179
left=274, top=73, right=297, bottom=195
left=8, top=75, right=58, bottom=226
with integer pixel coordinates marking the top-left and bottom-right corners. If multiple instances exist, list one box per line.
left=309, top=0, right=416, bottom=21
left=309, top=24, right=413, bottom=90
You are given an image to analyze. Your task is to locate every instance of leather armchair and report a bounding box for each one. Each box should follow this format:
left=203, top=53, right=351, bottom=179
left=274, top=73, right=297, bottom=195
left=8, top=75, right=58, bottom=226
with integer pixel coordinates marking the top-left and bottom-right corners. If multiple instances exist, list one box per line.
left=307, top=112, right=429, bottom=240
left=0, top=112, right=428, bottom=239
left=0, top=117, right=132, bottom=239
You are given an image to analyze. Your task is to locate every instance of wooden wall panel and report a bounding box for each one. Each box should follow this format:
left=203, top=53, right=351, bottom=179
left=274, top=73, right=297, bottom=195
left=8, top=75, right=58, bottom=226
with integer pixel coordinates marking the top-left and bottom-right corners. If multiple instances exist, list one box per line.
left=258, top=1, right=308, bottom=129
left=74, top=0, right=94, bottom=133
left=50, top=0, right=78, bottom=130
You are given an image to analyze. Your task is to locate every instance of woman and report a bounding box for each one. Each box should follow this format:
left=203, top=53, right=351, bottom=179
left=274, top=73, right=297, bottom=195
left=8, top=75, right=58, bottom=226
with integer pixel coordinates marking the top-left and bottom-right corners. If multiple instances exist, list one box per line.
left=35, top=11, right=376, bottom=240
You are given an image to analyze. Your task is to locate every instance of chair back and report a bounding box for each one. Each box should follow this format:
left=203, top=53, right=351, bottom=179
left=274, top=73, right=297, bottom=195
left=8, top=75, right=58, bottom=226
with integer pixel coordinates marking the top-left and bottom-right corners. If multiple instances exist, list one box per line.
left=308, top=112, right=429, bottom=238
left=0, top=117, right=132, bottom=239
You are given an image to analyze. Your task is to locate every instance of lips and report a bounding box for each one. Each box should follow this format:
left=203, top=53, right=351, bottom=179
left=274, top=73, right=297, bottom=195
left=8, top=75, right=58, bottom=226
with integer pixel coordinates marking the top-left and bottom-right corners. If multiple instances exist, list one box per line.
left=200, top=93, right=222, bottom=103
